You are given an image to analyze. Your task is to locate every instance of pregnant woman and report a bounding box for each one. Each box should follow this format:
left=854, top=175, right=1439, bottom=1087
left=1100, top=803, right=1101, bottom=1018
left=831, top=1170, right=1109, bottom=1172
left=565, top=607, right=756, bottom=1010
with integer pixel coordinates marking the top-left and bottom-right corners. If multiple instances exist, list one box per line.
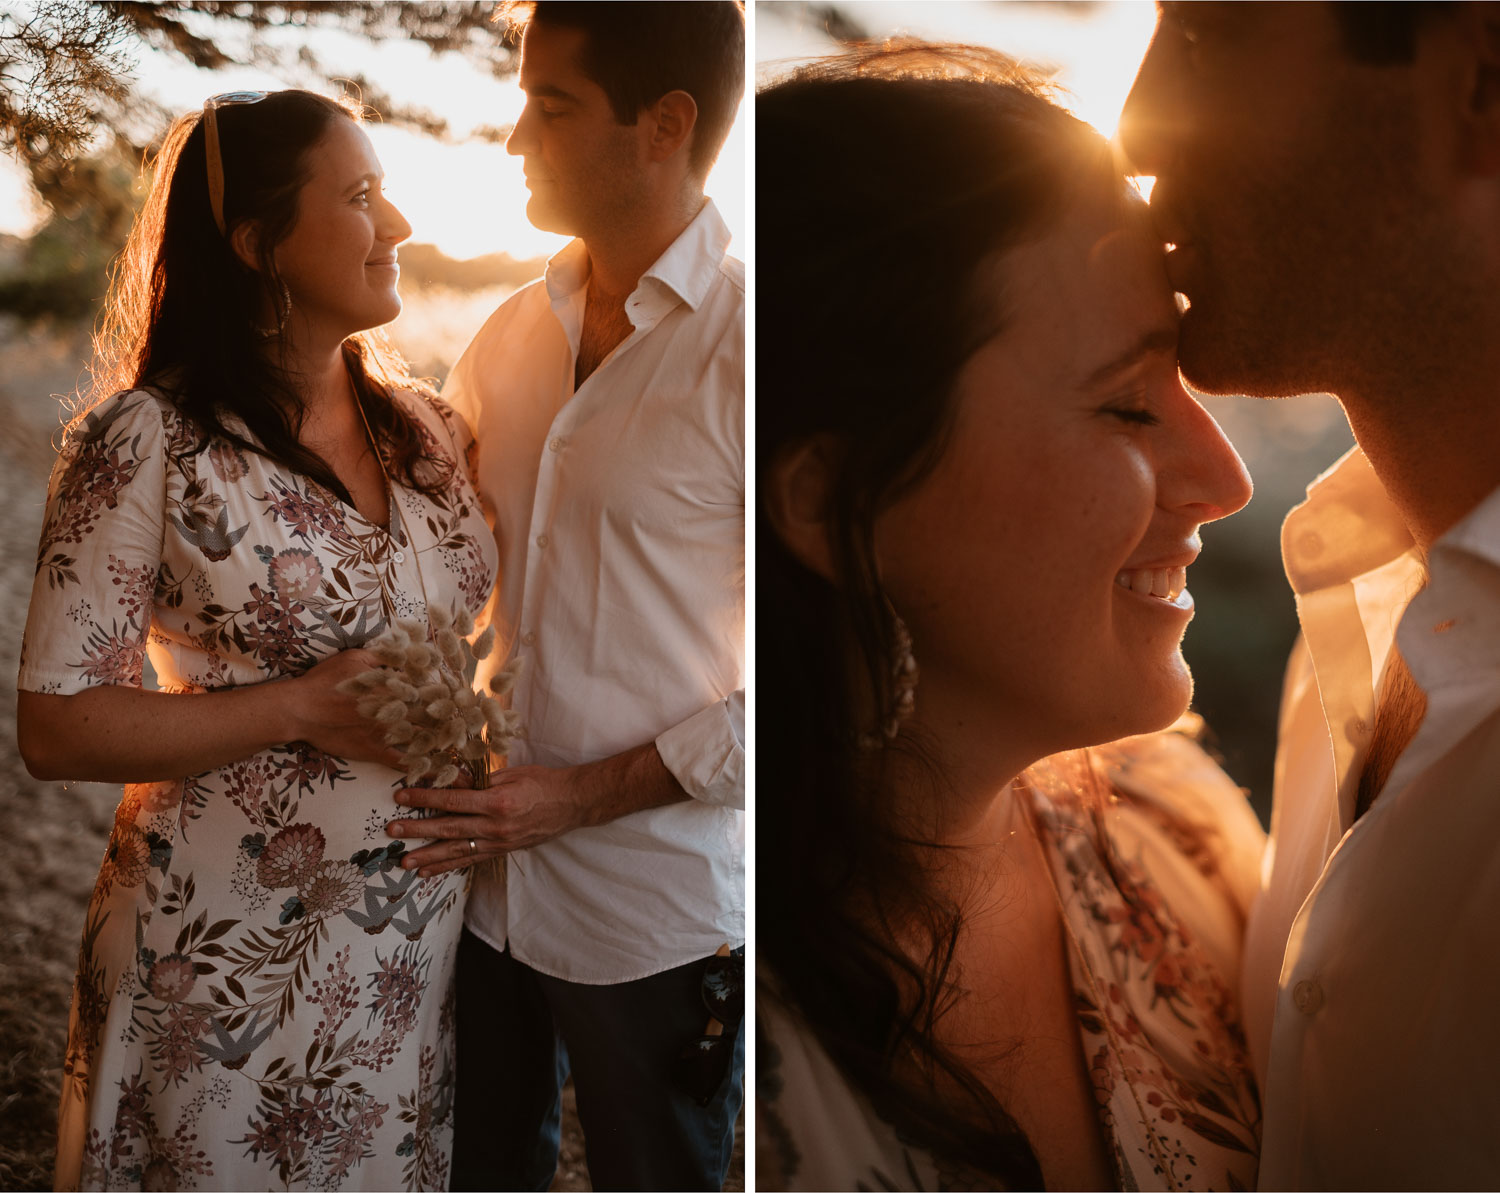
left=17, top=90, right=495, bottom=1190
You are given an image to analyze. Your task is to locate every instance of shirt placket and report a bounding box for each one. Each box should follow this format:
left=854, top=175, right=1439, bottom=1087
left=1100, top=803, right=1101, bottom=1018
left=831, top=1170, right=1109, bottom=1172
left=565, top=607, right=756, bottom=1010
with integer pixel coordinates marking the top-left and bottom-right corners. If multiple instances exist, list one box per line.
left=507, top=288, right=666, bottom=746
left=511, top=400, right=579, bottom=752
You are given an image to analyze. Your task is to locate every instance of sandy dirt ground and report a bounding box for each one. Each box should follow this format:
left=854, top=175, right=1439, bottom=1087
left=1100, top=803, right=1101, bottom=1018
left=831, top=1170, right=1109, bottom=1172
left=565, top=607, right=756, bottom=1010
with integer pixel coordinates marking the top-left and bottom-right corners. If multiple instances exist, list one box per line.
left=0, top=316, right=743, bottom=1191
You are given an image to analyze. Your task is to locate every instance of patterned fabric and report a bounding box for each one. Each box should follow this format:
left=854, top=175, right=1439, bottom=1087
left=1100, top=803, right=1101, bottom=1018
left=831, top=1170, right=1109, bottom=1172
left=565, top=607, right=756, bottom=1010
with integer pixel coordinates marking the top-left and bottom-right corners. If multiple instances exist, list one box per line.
left=759, top=730, right=1265, bottom=1192
left=20, top=387, right=498, bottom=1192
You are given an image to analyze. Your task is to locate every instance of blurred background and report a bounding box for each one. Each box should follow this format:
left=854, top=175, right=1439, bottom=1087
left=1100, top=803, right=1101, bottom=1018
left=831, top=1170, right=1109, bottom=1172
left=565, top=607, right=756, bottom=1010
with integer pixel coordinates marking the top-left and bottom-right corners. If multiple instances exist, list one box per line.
left=758, top=0, right=1358, bottom=824
left=0, top=2, right=743, bottom=1187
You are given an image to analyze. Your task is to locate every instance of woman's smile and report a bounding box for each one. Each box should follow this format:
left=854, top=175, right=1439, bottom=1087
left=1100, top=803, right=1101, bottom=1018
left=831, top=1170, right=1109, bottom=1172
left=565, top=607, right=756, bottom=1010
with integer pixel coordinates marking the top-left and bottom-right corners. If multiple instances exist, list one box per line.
left=1115, top=565, right=1193, bottom=610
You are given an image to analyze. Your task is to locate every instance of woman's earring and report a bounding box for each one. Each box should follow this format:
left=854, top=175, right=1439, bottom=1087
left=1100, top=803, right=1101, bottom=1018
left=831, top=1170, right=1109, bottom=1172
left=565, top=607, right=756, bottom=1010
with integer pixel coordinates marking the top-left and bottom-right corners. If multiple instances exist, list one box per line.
left=256, top=281, right=292, bottom=339
left=859, top=604, right=919, bottom=750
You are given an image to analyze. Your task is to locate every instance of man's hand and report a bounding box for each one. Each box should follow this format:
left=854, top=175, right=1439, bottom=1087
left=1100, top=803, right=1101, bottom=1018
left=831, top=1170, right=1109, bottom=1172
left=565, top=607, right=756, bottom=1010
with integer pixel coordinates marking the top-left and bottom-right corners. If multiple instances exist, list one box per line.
left=385, top=741, right=688, bottom=877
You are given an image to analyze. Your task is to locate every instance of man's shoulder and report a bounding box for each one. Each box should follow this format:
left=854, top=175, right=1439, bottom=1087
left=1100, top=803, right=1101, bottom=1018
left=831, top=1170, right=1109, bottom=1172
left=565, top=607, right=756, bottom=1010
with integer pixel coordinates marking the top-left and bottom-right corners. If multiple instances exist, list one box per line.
left=473, top=274, right=553, bottom=340
left=718, top=252, right=745, bottom=297
left=445, top=275, right=558, bottom=399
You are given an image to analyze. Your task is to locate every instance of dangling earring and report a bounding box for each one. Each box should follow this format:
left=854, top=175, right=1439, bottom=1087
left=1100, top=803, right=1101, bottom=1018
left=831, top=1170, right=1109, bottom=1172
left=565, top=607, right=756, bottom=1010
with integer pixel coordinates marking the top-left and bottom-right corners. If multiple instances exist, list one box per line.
left=254, top=281, right=292, bottom=339
left=858, top=603, right=919, bottom=750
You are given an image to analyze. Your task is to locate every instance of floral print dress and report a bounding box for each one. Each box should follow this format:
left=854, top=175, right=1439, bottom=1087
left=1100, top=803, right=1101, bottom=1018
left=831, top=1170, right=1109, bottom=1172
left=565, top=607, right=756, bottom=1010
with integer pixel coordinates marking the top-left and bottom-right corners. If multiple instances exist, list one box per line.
left=20, top=387, right=497, bottom=1192
left=759, top=728, right=1267, bottom=1191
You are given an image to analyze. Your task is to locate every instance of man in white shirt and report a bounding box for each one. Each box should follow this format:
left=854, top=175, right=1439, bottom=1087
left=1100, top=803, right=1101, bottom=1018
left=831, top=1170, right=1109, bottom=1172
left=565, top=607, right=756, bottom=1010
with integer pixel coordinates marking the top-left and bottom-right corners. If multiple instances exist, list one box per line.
left=383, top=3, right=745, bottom=1189
left=1120, top=2, right=1500, bottom=1186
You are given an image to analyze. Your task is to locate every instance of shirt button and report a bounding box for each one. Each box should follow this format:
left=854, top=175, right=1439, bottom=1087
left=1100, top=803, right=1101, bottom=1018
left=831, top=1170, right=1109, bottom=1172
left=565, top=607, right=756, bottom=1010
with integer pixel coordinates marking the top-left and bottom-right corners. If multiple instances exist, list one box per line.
left=1292, top=979, right=1324, bottom=1014
left=535, top=534, right=549, bottom=549
left=521, top=631, right=536, bottom=645
left=548, top=437, right=565, bottom=453
left=392, top=550, right=406, bottom=564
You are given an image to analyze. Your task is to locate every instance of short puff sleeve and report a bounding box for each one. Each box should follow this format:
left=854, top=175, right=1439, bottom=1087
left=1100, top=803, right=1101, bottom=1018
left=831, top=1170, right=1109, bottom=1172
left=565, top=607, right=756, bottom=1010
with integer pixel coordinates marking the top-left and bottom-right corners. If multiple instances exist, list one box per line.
left=18, top=390, right=169, bottom=695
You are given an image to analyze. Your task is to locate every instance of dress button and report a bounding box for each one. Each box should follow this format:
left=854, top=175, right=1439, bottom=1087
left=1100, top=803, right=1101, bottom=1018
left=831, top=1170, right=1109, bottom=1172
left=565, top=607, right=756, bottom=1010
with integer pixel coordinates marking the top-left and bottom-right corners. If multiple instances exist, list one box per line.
left=1292, top=979, right=1324, bottom=1014
left=521, top=631, right=536, bottom=645
left=548, top=437, right=565, bottom=453
left=392, top=550, right=406, bottom=564
left=535, top=534, right=549, bottom=549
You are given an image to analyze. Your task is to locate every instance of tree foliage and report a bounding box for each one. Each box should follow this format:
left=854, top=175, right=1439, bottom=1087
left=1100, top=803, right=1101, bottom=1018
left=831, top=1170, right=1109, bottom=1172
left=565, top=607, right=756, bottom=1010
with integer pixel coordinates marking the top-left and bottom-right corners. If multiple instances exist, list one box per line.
left=0, top=1, right=517, bottom=202
left=1, top=2, right=133, bottom=171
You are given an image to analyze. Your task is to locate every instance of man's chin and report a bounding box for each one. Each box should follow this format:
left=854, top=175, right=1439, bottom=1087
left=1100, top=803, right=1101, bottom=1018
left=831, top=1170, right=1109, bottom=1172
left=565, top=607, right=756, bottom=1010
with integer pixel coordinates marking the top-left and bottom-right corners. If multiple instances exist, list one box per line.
left=524, top=196, right=578, bottom=238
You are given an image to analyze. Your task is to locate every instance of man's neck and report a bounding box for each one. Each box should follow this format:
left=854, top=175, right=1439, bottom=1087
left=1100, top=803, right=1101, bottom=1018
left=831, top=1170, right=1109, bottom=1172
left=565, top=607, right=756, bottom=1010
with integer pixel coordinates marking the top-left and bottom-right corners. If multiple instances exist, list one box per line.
left=1340, top=361, right=1500, bottom=551
left=582, top=191, right=706, bottom=303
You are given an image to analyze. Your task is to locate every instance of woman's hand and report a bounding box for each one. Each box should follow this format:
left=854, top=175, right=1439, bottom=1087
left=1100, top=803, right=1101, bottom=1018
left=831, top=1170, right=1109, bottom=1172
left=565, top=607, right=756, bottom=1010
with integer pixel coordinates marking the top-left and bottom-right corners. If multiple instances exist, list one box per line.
left=284, top=649, right=406, bottom=769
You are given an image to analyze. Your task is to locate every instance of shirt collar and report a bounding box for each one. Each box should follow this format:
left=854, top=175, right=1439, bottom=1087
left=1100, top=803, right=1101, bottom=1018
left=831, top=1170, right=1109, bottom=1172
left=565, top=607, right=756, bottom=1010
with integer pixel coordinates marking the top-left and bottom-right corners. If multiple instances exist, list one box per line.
left=1281, top=446, right=1416, bottom=595
left=1434, top=479, right=1500, bottom=570
left=541, top=199, right=731, bottom=312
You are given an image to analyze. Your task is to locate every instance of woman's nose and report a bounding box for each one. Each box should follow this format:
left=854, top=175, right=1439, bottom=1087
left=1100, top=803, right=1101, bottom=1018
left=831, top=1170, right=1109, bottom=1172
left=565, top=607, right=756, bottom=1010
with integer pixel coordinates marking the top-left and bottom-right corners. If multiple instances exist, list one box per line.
left=1164, top=386, right=1253, bottom=524
left=381, top=196, right=413, bottom=245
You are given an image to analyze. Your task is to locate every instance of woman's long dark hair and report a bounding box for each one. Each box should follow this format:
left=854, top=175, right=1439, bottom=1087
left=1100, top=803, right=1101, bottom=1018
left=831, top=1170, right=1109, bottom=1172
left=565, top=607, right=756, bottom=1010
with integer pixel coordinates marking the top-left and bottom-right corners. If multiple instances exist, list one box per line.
left=85, top=89, right=446, bottom=501
left=758, top=44, right=1121, bottom=1186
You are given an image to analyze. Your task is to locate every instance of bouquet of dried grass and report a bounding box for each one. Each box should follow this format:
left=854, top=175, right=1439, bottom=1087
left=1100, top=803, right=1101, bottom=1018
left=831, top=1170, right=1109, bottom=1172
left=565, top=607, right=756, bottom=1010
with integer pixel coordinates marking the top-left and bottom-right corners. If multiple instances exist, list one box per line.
left=337, top=605, right=521, bottom=788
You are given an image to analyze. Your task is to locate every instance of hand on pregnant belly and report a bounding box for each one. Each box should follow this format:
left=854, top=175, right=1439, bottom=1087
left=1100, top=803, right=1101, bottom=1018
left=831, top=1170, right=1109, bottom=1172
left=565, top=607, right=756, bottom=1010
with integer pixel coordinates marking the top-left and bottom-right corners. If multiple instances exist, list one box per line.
left=286, top=648, right=407, bottom=768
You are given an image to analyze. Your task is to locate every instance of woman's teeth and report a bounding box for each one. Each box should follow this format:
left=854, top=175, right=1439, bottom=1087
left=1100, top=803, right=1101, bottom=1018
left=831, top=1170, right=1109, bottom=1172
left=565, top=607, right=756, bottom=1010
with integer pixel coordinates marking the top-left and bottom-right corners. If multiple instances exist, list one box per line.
left=1115, top=566, right=1187, bottom=601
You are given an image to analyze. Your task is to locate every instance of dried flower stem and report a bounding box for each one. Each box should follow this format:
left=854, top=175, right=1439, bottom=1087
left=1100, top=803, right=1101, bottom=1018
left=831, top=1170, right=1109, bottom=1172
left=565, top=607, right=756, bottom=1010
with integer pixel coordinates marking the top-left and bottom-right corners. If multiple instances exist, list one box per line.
left=337, top=606, right=522, bottom=788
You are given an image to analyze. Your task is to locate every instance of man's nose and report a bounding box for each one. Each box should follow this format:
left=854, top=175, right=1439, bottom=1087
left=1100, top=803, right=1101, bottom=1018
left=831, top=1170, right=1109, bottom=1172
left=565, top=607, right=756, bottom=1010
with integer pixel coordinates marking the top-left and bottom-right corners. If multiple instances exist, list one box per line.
left=507, top=106, right=535, bottom=158
left=1117, top=25, right=1183, bottom=177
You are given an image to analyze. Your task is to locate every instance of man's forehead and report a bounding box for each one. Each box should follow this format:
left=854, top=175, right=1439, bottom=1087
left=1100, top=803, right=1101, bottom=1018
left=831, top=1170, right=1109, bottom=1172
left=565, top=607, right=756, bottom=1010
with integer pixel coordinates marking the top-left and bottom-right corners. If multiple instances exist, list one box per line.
left=518, top=22, right=593, bottom=93
left=1157, top=0, right=1338, bottom=47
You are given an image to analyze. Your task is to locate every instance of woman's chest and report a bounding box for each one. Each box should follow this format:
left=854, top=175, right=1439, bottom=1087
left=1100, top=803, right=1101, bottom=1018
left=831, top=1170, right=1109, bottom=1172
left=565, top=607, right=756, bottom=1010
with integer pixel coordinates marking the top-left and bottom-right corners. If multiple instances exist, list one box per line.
left=948, top=890, right=1118, bottom=1190
left=151, top=443, right=493, bottom=681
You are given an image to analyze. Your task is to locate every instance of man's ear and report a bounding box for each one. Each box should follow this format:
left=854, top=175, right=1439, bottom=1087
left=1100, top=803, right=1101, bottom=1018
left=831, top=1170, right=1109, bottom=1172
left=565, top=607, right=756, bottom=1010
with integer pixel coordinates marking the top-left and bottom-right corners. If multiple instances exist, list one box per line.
left=764, top=436, right=840, bottom=583
left=644, top=89, right=698, bottom=165
left=1457, top=2, right=1500, bottom=175
left=228, top=220, right=261, bottom=272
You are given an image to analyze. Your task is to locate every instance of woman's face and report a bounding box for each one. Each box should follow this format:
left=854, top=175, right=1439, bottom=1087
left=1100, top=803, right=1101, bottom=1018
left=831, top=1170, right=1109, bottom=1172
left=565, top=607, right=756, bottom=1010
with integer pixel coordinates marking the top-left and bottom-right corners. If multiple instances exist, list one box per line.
left=272, top=118, right=412, bottom=342
left=874, top=197, right=1252, bottom=765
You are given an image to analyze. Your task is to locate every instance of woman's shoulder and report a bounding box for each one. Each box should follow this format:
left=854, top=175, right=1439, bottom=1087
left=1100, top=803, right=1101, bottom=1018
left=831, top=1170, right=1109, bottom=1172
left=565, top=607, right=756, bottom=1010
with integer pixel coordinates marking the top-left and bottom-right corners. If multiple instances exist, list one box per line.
left=62, top=387, right=186, bottom=456
left=1094, top=718, right=1266, bottom=929
left=390, top=387, right=471, bottom=451
left=1098, top=717, right=1258, bottom=828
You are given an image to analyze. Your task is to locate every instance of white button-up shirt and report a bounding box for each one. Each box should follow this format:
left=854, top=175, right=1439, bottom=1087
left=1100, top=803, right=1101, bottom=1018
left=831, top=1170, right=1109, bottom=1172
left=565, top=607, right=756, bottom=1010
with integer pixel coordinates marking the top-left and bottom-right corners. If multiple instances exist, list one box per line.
left=442, top=201, right=745, bottom=984
left=1244, top=446, right=1500, bottom=1189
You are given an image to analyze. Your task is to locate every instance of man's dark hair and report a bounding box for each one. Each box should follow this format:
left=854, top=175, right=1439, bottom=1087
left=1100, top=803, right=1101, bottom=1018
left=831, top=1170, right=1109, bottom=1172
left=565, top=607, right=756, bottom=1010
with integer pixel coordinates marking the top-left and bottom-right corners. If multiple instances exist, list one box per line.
left=1333, top=2, right=1459, bottom=64
left=505, top=1, right=744, bottom=177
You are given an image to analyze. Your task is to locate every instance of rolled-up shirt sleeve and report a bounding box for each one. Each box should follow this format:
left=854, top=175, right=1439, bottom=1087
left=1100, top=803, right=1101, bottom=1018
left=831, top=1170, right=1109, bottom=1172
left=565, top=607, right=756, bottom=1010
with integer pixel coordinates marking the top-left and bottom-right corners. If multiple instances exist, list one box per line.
left=655, top=688, right=744, bottom=809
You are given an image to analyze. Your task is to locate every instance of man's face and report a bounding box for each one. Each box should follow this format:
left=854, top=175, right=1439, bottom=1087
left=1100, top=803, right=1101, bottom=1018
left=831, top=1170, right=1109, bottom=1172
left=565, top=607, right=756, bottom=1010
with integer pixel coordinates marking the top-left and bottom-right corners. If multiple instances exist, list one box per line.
left=508, top=21, right=649, bottom=239
left=1119, top=2, right=1441, bottom=399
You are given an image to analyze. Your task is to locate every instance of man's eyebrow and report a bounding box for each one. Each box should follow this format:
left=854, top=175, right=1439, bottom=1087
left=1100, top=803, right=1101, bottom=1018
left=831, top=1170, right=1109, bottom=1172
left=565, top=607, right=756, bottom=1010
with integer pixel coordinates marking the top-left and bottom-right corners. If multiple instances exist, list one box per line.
left=1080, top=327, right=1178, bottom=388
left=522, top=83, right=580, bottom=103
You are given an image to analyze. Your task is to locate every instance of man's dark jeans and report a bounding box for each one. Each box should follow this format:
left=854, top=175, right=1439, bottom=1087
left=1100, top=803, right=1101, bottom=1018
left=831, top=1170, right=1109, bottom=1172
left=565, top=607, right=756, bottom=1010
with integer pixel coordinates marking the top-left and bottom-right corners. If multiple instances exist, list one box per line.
left=450, top=928, right=744, bottom=1192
